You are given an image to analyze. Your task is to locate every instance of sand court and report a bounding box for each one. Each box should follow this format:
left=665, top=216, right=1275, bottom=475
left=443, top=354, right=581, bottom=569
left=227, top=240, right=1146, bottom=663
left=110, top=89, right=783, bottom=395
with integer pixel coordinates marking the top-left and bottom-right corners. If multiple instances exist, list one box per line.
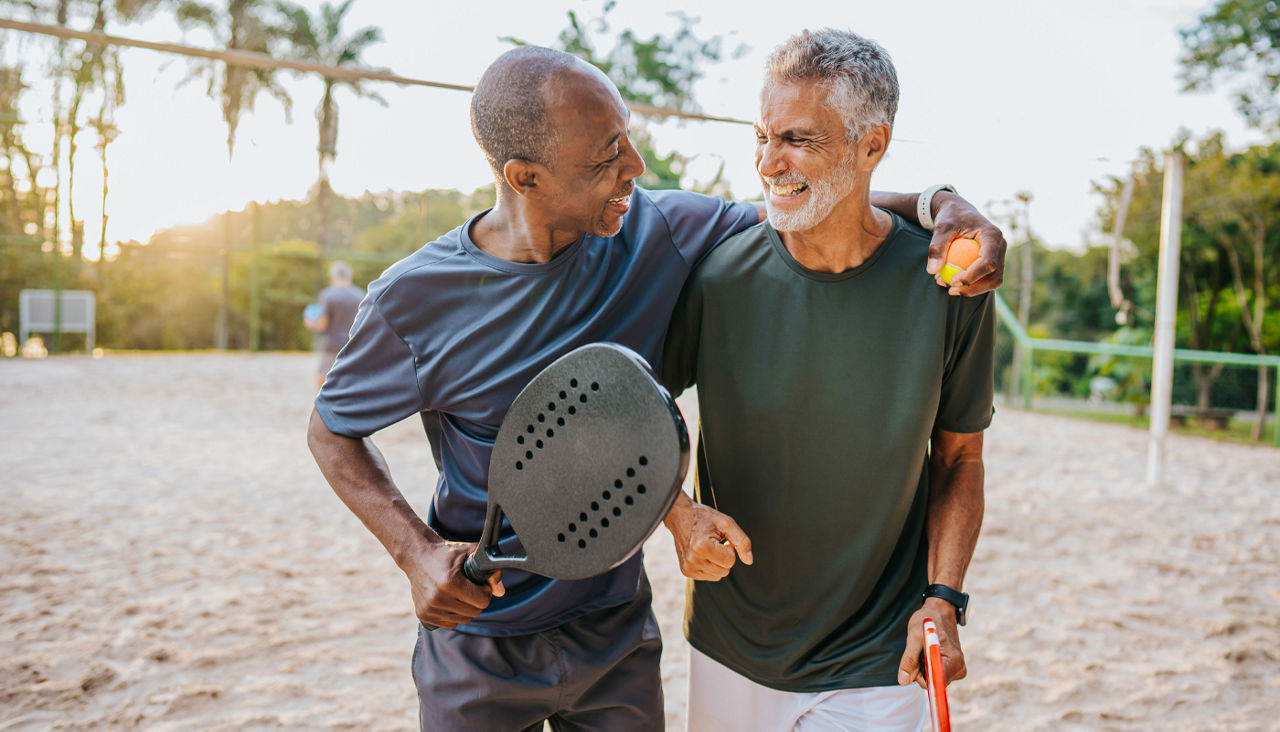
left=1, top=353, right=1278, bottom=730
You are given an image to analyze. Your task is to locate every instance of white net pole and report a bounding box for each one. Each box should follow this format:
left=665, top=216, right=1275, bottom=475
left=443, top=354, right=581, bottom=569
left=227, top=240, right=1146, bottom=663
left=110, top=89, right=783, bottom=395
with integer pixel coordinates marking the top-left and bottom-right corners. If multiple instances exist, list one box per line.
left=1146, top=152, right=1183, bottom=487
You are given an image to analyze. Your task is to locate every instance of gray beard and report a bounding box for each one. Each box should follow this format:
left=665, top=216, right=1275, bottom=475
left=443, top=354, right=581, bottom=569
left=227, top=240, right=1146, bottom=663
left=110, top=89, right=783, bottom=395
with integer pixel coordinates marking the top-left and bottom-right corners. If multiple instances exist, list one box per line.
left=764, top=155, right=859, bottom=232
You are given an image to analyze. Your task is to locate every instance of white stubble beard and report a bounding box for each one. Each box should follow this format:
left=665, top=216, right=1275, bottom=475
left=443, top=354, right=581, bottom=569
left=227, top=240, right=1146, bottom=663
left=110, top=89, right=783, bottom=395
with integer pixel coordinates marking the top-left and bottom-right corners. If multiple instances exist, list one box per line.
left=763, top=151, right=859, bottom=232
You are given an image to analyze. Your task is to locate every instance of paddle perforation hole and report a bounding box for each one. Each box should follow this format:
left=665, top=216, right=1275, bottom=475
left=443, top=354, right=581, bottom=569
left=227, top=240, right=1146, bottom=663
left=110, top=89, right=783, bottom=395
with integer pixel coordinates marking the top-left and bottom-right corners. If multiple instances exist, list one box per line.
left=591, top=501, right=599, bottom=511
left=590, top=382, right=599, bottom=391
left=578, top=539, right=586, bottom=548
left=601, top=518, right=609, bottom=527
left=570, top=378, right=578, bottom=388
left=559, top=390, right=567, bottom=400
left=639, top=456, right=648, bottom=466
left=612, top=506, right=621, bottom=516
left=526, top=425, right=534, bottom=434
left=625, top=496, right=634, bottom=505
left=579, top=512, right=588, bottom=522
left=525, top=450, right=533, bottom=459
left=579, top=394, right=587, bottom=403
left=637, top=484, right=646, bottom=494
left=614, top=479, right=623, bottom=489
left=537, top=414, right=546, bottom=423
left=546, top=428, right=554, bottom=437
left=517, top=436, right=525, bottom=445
left=602, top=490, right=611, bottom=500
left=558, top=533, right=565, bottom=543
left=589, top=528, right=598, bottom=538
left=557, top=417, right=565, bottom=426
left=548, top=402, right=556, bottom=412
left=568, top=406, right=577, bottom=415
left=536, top=440, right=543, bottom=449
left=568, top=522, right=577, bottom=532
left=516, top=461, right=523, bottom=470
left=626, top=467, right=635, bottom=477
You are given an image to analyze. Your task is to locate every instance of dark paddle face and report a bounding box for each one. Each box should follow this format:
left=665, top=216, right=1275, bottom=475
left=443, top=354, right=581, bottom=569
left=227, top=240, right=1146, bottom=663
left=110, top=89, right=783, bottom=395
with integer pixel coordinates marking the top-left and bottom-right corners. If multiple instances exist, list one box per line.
left=471, top=342, right=689, bottom=581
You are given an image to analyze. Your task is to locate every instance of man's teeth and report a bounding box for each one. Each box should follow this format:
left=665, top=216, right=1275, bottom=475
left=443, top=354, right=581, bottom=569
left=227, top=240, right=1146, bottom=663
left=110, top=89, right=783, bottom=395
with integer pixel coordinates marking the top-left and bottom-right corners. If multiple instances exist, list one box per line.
left=609, top=195, right=629, bottom=204
left=770, top=182, right=808, bottom=196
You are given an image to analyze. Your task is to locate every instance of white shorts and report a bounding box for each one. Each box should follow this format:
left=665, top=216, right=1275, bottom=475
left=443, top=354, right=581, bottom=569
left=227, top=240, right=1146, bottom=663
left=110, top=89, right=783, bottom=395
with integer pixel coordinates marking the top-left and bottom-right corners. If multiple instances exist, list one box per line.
left=687, top=647, right=928, bottom=732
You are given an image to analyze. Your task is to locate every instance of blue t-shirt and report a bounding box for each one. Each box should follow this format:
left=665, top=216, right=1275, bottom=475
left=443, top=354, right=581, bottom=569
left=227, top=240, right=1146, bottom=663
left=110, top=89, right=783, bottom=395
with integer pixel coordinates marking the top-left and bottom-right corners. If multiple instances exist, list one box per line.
left=314, top=188, right=758, bottom=636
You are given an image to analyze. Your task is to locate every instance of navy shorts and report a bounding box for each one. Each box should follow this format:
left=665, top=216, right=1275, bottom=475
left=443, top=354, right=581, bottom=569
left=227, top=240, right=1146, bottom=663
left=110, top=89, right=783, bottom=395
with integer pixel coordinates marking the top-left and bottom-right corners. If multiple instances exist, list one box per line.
left=412, top=573, right=664, bottom=731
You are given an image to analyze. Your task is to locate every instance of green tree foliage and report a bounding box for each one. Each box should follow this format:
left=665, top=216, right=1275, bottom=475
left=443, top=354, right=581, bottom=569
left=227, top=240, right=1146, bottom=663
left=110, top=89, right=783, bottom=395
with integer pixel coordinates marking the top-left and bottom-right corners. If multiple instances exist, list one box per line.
left=1094, top=134, right=1280, bottom=428
left=1179, top=0, right=1280, bottom=131
left=507, top=2, right=742, bottom=192
left=3, top=187, right=487, bottom=351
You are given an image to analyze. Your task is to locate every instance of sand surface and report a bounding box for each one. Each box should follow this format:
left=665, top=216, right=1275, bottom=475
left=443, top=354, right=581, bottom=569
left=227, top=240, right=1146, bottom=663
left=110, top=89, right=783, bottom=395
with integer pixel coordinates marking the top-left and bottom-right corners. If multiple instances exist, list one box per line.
left=1, top=353, right=1278, bottom=730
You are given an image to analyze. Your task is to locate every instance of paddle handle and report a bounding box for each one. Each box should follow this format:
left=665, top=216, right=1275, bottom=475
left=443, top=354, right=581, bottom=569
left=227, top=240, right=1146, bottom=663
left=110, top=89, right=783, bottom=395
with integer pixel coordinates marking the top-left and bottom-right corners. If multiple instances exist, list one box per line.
left=462, top=554, right=495, bottom=584
left=923, top=618, right=951, bottom=732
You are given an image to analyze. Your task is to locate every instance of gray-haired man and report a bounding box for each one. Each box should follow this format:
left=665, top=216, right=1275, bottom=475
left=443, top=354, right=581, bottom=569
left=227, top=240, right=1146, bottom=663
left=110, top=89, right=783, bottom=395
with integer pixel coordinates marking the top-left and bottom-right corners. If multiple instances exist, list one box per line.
left=663, top=29, right=993, bottom=729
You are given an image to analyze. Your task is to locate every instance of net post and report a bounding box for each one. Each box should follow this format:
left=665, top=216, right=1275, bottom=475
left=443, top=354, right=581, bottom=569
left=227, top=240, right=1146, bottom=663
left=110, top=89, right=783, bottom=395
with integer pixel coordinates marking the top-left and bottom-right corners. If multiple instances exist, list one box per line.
left=1272, top=364, right=1279, bottom=447
left=1021, top=346, right=1034, bottom=409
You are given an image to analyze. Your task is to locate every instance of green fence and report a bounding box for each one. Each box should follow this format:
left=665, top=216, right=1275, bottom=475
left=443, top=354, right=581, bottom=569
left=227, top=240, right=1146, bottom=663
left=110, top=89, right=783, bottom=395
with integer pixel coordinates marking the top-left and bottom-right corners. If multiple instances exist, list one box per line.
left=992, top=293, right=1280, bottom=445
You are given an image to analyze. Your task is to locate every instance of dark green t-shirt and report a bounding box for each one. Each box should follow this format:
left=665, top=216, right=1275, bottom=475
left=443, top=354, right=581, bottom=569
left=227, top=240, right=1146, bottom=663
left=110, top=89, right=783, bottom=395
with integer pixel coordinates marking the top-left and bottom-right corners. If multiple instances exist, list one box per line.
left=661, top=212, right=995, bottom=692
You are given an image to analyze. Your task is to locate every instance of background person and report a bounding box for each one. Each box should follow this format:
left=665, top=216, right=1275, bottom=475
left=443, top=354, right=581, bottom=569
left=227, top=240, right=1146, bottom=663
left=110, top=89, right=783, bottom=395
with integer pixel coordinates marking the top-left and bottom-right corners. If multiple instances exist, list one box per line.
left=304, top=260, right=365, bottom=391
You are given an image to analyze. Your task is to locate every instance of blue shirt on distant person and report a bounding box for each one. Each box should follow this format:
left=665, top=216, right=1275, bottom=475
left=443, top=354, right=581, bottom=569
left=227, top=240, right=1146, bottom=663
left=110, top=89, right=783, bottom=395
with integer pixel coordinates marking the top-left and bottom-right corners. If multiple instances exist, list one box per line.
left=314, top=188, right=758, bottom=636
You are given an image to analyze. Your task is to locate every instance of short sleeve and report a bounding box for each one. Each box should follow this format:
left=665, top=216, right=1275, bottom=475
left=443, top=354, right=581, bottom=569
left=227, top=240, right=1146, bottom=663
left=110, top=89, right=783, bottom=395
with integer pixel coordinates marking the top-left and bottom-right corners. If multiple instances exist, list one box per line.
left=314, top=297, right=426, bottom=438
left=659, top=272, right=704, bottom=397
left=647, top=190, right=759, bottom=266
left=935, top=294, right=996, bottom=434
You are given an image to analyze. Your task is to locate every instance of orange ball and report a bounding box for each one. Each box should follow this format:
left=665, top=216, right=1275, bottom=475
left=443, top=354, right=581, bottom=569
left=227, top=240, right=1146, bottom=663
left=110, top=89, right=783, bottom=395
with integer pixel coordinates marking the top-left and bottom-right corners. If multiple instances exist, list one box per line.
left=939, top=238, right=980, bottom=285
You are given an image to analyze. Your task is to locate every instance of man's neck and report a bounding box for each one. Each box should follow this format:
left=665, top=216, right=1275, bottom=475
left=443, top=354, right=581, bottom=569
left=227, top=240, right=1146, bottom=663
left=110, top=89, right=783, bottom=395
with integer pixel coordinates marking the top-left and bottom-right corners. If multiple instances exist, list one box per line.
left=778, top=188, right=894, bottom=274
left=470, top=195, right=582, bottom=264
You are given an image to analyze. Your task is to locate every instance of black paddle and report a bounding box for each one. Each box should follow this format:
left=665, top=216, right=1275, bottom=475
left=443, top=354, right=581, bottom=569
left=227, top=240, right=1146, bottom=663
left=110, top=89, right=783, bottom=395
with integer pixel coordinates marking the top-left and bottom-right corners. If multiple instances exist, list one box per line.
left=424, top=342, right=690, bottom=630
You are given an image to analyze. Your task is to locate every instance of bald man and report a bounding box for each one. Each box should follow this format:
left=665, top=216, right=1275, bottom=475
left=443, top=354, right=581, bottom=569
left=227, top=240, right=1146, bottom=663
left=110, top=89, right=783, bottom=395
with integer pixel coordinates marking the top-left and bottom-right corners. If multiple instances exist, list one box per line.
left=306, top=46, right=1005, bottom=730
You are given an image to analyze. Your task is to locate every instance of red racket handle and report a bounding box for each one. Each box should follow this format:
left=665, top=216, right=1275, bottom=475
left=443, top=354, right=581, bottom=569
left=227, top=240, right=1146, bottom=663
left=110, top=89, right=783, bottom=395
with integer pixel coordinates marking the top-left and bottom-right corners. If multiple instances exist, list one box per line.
left=923, top=618, right=951, bottom=732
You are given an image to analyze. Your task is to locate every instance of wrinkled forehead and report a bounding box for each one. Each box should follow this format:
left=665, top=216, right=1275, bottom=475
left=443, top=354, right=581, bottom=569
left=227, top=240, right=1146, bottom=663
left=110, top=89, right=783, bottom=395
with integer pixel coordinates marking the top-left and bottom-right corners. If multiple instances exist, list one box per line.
left=757, top=77, right=841, bottom=134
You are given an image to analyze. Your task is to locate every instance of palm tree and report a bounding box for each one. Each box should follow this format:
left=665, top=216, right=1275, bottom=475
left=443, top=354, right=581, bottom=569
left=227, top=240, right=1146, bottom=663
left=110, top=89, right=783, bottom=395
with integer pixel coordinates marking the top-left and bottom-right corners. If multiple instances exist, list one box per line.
left=175, top=0, right=292, bottom=158
left=275, top=0, right=384, bottom=254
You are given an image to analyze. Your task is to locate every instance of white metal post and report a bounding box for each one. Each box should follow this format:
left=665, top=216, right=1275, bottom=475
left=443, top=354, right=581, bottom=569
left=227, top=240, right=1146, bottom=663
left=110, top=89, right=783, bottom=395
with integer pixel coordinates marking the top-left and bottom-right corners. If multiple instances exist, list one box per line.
left=1147, top=152, right=1183, bottom=486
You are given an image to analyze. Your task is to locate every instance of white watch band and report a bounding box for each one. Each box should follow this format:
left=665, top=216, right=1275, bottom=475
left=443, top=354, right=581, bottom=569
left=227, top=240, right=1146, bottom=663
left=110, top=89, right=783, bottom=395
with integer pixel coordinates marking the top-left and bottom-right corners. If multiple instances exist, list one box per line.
left=917, top=184, right=957, bottom=231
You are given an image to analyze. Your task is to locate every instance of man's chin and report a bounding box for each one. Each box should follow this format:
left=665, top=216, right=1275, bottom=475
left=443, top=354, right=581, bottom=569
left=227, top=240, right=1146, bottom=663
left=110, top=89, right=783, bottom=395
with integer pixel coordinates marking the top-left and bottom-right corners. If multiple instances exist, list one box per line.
left=594, top=217, right=625, bottom=238
left=767, top=205, right=824, bottom=232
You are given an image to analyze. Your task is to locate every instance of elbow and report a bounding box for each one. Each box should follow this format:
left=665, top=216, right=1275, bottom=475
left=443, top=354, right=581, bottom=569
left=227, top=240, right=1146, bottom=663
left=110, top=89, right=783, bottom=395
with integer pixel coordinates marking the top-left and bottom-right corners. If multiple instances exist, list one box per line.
left=307, top=408, right=330, bottom=457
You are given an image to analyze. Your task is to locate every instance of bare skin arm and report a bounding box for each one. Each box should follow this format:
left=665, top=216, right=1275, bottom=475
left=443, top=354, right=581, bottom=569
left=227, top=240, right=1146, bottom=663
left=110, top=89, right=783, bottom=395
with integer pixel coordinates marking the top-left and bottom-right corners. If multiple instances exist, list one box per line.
left=898, top=428, right=985, bottom=688
left=306, top=408, right=504, bottom=629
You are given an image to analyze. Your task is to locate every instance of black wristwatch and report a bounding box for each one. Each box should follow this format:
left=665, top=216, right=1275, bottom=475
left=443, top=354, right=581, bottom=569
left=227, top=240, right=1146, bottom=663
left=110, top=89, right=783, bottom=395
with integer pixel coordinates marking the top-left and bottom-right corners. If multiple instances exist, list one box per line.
left=923, top=584, right=969, bottom=626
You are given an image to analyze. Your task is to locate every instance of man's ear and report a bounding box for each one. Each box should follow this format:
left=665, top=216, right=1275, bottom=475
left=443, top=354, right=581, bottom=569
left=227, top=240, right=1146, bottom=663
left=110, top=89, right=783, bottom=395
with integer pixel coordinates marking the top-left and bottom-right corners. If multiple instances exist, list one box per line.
left=858, top=124, right=891, bottom=171
left=502, top=159, right=548, bottom=196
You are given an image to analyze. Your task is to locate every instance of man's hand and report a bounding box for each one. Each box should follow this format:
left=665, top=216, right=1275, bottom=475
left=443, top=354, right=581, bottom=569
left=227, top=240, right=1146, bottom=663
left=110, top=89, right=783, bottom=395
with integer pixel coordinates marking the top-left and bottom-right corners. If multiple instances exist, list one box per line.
left=405, top=540, right=506, bottom=630
left=663, top=492, right=753, bottom=581
left=898, top=598, right=967, bottom=688
left=926, top=192, right=1007, bottom=297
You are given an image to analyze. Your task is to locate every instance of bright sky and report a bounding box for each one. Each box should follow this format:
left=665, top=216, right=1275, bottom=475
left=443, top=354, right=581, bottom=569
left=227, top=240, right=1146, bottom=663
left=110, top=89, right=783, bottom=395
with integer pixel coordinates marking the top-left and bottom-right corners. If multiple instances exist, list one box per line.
left=7, top=0, right=1270, bottom=252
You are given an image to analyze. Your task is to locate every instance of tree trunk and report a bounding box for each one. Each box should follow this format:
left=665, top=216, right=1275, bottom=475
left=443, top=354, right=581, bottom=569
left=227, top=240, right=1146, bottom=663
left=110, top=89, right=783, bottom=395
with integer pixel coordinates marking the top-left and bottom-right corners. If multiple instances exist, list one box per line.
left=317, top=79, right=336, bottom=256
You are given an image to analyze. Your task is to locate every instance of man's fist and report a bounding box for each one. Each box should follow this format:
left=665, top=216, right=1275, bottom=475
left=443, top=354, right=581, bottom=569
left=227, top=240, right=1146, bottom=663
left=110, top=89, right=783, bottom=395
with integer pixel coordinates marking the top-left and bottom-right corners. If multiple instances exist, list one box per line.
left=663, top=492, right=753, bottom=581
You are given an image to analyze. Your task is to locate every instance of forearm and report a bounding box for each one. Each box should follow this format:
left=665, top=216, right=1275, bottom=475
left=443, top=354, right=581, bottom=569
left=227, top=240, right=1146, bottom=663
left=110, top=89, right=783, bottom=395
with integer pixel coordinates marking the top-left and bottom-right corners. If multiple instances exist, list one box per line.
left=870, top=190, right=960, bottom=228
left=925, top=451, right=984, bottom=589
left=307, top=408, right=441, bottom=571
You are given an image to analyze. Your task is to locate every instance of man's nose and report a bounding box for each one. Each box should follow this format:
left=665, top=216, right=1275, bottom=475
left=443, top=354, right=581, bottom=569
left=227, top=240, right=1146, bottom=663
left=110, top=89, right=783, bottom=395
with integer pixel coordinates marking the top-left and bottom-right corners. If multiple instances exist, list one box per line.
left=621, top=139, right=645, bottom=181
left=756, top=141, right=786, bottom=179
